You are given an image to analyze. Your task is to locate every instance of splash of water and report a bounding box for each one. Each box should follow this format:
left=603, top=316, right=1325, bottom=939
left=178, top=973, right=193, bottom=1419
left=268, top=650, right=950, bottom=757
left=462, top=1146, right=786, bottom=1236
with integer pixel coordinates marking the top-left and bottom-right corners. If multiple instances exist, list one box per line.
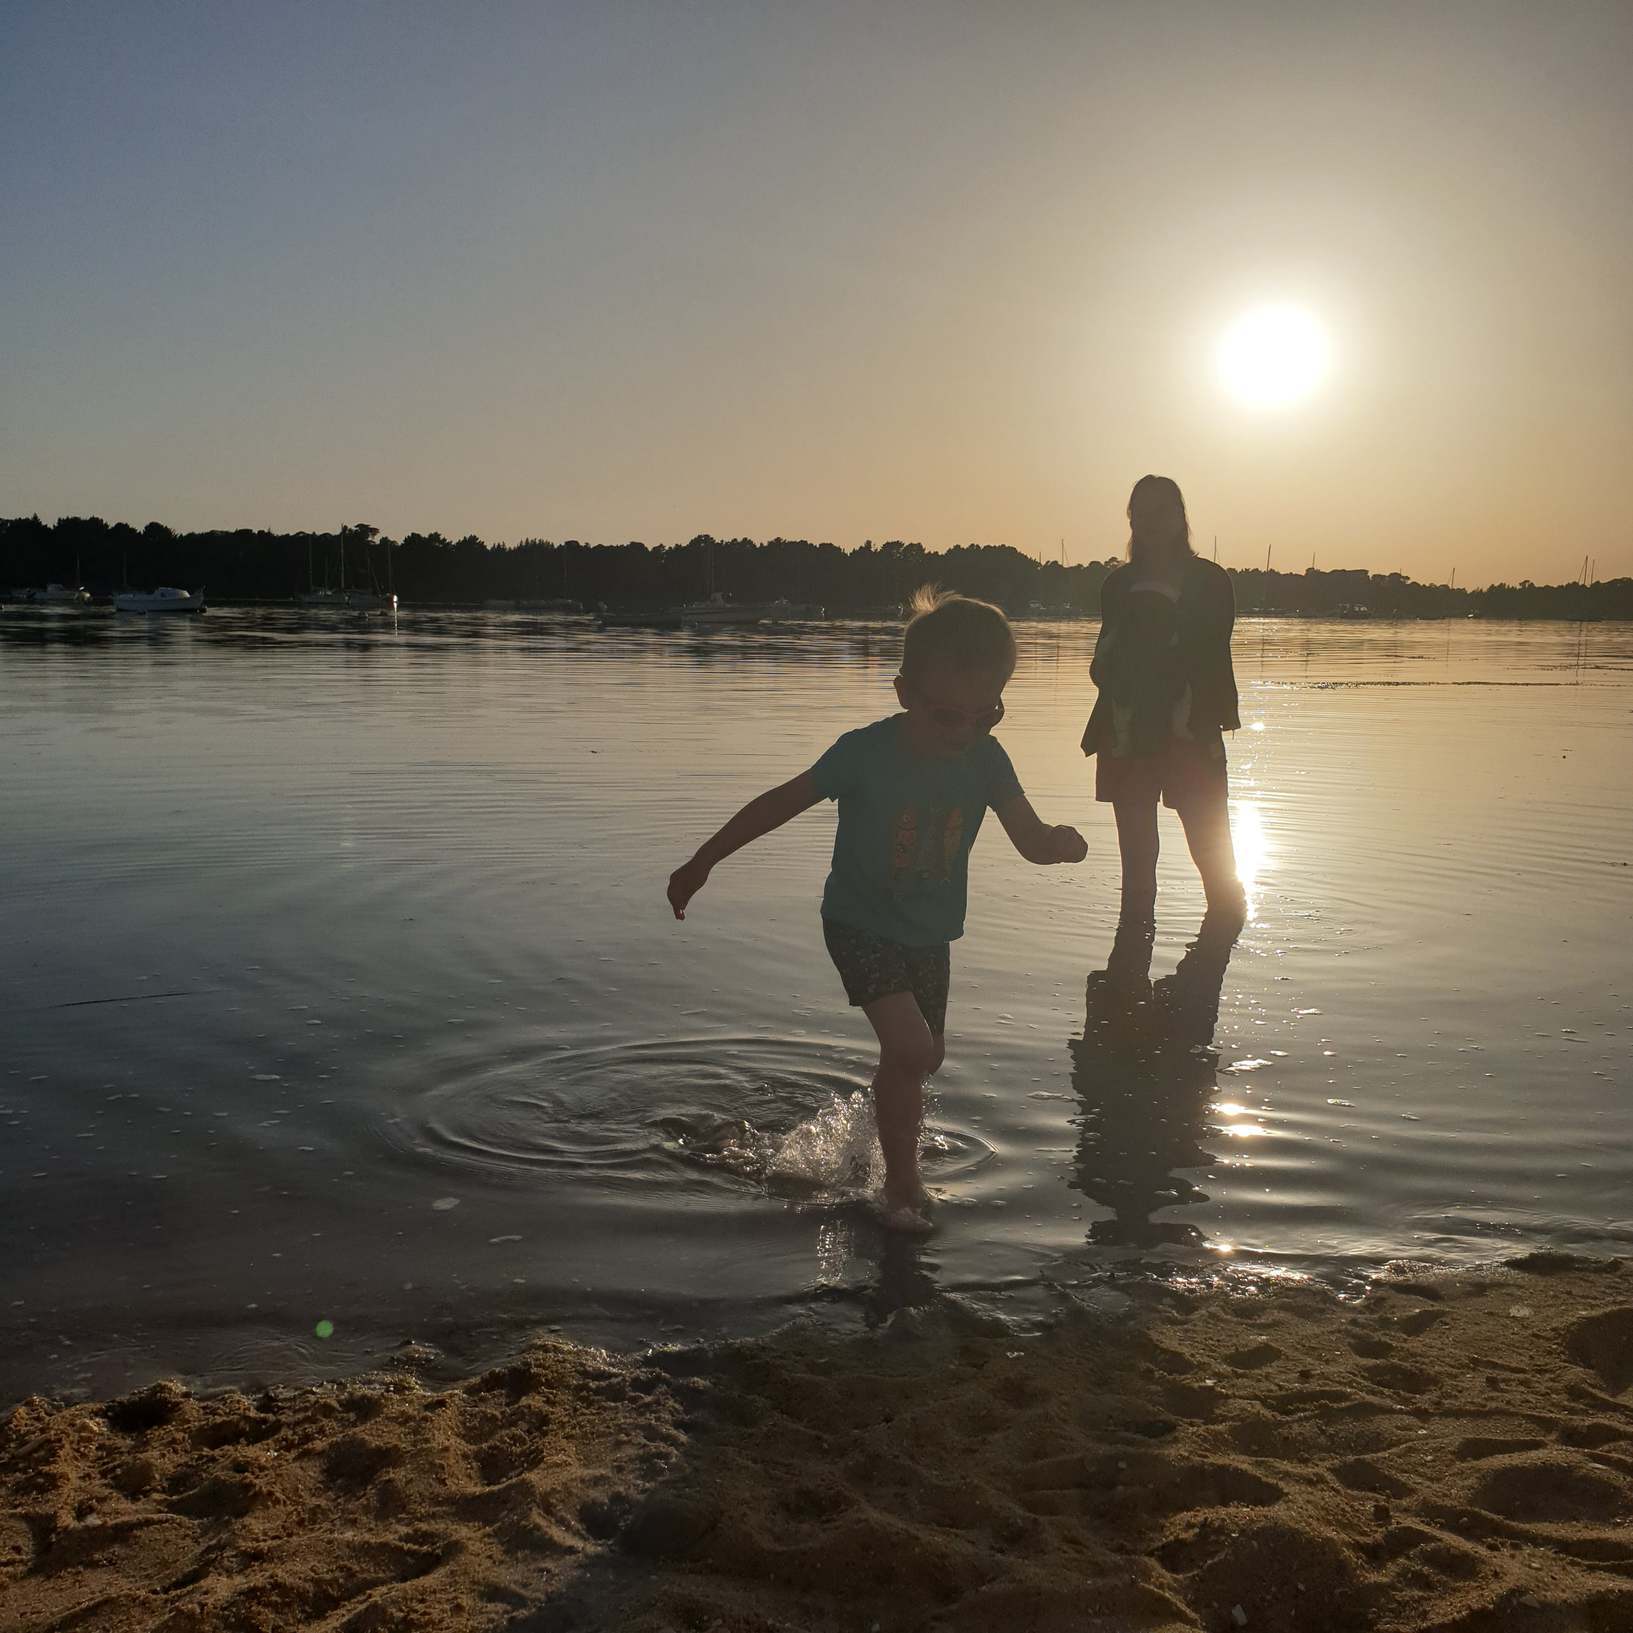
left=765, top=1089, right=886, bottom=1195
left=709, top=1089, right=886, bottom=1200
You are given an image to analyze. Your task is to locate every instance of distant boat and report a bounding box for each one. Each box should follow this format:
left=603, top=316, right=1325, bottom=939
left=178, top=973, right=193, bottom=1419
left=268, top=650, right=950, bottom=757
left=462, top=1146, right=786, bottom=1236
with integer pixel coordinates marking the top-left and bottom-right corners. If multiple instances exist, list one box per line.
left=483, top=597, right=584, bottom=613
left=677, top=594, right=824, bottom=625
left=298, top=582, right=395, bottom=612
left=15, top=583, right=91, bottom=606
left=671, top=538, right=826, bottom=625
left=299, top=536, right=341, bottom=607
left=113, top=586, right=206, bottom=614
left=599, top=595, right=824, bottom=630
left=299, top=588, right=396, bottom=609
left=300, top=530, right=397, bottom=612
left=342, top=589, right=397, bottom=612
left=598, top=606, right=686, bottom=630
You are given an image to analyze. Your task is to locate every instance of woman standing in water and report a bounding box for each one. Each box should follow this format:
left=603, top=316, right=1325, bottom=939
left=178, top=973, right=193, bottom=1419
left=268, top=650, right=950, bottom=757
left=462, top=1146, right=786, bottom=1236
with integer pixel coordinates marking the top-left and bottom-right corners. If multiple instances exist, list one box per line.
left=1082, top=475, right=1246, bottom=924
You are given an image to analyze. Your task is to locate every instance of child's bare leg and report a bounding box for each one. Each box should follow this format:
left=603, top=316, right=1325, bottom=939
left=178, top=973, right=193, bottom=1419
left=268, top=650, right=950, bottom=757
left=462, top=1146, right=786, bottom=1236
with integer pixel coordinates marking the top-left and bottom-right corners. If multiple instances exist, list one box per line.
left=862, top=992, right=937, bottom=1215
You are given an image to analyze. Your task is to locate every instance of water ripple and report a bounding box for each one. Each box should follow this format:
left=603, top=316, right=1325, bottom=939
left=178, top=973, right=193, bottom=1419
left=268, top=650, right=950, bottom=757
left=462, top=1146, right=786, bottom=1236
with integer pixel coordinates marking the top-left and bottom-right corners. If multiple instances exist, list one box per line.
left=390, top=1034, right=994, bottom=1205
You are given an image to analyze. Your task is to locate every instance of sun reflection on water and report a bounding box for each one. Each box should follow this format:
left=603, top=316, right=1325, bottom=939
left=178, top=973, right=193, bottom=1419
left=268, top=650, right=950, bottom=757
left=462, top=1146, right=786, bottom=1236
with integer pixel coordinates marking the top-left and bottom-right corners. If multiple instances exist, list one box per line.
left=1231, top=798, right=1270, bottom=897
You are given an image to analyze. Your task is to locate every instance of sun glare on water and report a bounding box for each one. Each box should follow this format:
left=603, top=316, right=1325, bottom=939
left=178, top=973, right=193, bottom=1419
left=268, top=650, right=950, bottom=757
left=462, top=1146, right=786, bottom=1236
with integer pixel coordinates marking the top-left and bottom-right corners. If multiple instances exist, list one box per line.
left=1218, top=304, right=1331, bottom=408
left=1231, top=798, right=1270, bottom=894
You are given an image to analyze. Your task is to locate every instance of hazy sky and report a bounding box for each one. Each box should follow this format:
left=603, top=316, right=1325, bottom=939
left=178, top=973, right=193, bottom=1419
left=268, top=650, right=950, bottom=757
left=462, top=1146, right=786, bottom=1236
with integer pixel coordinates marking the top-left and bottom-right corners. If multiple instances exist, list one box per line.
left=4, top=2, right=1629, bottom=583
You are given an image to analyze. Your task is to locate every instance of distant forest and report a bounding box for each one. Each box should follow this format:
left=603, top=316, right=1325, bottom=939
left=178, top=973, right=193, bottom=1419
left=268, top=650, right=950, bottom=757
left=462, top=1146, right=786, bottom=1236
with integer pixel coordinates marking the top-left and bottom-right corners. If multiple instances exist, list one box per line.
left=4, top=514, right=1629, bottom=620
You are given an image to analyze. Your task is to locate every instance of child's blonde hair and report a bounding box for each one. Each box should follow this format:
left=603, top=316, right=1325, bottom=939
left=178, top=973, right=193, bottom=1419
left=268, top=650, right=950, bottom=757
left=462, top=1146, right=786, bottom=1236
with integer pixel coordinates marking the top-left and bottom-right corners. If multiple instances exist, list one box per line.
left=901, top=586, right=1017, bottom=682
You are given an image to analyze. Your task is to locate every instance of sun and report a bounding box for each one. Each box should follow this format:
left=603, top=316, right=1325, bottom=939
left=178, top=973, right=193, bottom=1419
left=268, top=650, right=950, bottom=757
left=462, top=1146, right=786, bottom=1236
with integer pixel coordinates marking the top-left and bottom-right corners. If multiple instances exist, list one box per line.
left=1217, top=304, right=1331, bottom=408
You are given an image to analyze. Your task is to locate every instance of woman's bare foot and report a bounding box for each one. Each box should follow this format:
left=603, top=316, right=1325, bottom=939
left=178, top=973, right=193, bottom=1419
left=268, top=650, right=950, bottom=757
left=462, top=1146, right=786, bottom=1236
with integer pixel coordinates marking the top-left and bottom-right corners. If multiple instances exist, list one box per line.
left=1204, top=883, right=1248, bottom=930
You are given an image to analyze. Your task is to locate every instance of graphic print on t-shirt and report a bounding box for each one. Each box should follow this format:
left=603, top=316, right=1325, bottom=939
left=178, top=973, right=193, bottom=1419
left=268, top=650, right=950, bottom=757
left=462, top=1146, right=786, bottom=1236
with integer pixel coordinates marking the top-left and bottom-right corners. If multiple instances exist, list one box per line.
left=890, top=806, right=919, bottom=876
left=889, top=802, right=966, bottom=885
left=940, top=806, right=964, bottom=876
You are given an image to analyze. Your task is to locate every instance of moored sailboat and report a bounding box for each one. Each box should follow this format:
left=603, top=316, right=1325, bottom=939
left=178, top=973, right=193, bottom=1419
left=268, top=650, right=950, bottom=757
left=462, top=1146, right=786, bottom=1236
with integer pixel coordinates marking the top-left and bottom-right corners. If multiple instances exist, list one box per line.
left=299, top=527, right=398, bottom=612
left=113, top=586, right=206, bottom=614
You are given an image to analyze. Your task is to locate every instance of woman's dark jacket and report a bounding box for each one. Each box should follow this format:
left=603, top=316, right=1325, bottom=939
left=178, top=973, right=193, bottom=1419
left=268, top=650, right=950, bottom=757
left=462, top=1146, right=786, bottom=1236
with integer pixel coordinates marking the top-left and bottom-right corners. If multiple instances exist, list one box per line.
left=1081, top=556, right=1241, bottom=758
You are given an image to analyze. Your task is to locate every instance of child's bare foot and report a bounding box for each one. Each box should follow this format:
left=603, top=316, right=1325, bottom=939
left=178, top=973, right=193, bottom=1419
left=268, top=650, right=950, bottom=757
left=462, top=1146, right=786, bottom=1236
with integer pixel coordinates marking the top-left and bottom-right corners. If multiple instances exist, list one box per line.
left=876, top=1180, right=934, bottom=1233
left=876, top=1198, right=935, bottom=1234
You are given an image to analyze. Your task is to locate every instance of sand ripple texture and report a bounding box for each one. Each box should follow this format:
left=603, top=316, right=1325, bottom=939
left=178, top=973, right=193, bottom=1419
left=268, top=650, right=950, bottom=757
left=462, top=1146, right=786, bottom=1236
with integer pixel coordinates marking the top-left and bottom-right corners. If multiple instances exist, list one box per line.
left=0, top=1343, right=685, bottom=1633
left=4, top=1256, right=1632, bottom=1632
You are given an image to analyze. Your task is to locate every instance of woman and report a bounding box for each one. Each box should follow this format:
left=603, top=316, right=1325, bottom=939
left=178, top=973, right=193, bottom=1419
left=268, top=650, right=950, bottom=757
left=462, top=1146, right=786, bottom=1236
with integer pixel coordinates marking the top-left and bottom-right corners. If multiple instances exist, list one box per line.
left=1082, top=475, right=1246, bottom=924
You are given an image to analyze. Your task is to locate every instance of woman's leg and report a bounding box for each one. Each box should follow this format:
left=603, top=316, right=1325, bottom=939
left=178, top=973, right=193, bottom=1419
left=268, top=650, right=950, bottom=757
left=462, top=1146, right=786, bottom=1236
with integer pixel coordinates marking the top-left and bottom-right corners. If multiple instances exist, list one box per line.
left=1112, top=793, right=1160, bottom=920
left=1106, top=909, right=1157, bottom=989
left=1176, top=779, right=1245, bottom=918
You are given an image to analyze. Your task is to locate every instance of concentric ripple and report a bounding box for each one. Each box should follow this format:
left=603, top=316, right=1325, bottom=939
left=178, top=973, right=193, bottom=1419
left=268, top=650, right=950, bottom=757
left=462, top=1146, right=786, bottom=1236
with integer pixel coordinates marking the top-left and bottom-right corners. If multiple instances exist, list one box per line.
left=393, top=1034, right=995, bottom=1203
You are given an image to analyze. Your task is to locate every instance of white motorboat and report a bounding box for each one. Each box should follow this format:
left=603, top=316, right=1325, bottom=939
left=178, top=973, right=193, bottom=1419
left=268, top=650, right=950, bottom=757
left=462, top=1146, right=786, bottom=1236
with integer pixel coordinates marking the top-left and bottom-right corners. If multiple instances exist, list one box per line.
left=113, top=586, right=206, bottom=614
left=17, top=583, right=91, bottom=606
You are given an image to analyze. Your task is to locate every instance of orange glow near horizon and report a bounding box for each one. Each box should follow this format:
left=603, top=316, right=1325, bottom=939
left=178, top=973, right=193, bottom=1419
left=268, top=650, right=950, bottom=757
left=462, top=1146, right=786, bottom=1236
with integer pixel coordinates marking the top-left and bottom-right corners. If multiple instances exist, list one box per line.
left=3, top=7, right=1630, bottom=581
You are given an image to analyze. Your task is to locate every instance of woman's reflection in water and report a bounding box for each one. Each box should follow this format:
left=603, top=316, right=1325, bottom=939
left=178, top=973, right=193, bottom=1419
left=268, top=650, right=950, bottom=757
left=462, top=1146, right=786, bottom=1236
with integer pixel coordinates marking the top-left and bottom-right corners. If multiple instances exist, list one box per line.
left=1069, top=910, right=1240, bottom=1249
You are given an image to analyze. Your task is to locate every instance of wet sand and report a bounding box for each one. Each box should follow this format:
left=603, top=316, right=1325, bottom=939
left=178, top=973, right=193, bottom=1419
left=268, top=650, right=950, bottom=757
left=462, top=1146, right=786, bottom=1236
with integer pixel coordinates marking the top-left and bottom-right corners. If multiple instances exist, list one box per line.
left=4, top=1255, right=1631, bottom=1632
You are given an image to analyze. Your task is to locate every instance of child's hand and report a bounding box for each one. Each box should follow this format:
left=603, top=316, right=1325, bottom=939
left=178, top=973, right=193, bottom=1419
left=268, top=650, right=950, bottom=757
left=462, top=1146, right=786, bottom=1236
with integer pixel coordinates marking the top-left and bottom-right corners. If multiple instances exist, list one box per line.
left=667, top=858, right=711, bottom=919
left=1047, top=825, right=1089, bottom=864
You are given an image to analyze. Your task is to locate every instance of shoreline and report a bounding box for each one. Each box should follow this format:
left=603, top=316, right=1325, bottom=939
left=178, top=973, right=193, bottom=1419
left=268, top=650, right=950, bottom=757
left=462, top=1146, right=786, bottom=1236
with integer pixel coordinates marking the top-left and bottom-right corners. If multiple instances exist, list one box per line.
left=5, top=1253, right=1630, bottom=1632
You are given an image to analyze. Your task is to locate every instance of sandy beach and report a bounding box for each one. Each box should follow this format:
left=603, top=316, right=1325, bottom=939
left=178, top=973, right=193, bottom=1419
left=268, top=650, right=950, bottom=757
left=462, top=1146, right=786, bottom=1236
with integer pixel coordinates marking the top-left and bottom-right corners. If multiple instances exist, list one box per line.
left=4, top=1253, right=1630, bottom=1632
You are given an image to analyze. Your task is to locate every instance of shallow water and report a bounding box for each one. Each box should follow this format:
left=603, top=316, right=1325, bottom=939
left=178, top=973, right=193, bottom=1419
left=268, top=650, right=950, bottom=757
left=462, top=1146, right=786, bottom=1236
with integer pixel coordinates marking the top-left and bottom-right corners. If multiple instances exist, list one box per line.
left=4, top=609, right=1631, bottom=1399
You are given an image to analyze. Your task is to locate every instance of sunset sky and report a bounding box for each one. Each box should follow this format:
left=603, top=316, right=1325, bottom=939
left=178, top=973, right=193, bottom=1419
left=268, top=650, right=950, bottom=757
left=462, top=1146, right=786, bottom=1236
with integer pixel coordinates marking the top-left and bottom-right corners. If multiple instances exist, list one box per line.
left=4, top=2, right=1629, bottom=585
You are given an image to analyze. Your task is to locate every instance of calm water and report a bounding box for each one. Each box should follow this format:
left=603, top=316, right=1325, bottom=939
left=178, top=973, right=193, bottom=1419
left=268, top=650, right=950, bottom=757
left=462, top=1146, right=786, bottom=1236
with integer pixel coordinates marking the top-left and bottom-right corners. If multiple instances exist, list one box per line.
left=4, top=609, right=1631, bottom=1400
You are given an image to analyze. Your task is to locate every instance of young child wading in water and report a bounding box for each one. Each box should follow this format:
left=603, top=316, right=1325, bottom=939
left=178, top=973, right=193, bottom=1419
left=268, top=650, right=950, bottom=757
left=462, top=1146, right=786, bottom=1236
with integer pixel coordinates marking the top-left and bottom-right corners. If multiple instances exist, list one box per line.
left=667, top=589, right=1088, bottom=1231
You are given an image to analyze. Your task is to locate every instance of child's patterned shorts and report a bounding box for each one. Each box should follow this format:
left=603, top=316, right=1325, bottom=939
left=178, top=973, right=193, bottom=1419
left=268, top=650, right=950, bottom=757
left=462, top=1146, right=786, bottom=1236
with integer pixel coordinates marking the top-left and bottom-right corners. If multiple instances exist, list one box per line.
left=822, top=918, right=950, bottom=1035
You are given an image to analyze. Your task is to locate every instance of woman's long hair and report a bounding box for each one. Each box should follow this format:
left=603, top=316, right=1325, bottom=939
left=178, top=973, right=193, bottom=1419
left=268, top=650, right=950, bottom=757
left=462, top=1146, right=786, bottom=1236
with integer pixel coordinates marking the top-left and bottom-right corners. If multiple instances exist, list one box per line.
left=1127, top=474, right=1193, bottom=573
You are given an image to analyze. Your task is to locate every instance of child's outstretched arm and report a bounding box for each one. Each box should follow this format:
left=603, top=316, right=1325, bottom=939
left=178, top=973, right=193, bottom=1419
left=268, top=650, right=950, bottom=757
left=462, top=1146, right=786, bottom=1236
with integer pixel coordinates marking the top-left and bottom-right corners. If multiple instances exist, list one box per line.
left=995, top=794, right=1088, bottom=866
left=667, top=771, right=822, bottom=918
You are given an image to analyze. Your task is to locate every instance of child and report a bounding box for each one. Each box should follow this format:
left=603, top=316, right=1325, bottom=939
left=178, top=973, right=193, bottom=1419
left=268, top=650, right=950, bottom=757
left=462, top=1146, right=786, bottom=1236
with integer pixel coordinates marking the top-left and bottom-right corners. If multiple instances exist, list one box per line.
left=667, top=587, right=1088, bottom=1231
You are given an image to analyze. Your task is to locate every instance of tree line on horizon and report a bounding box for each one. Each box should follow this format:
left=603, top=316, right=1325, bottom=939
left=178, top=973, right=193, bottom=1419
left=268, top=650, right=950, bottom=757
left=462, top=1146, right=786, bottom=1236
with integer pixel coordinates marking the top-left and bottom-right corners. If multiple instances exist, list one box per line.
left=3, top=513, right=1629, bottom=621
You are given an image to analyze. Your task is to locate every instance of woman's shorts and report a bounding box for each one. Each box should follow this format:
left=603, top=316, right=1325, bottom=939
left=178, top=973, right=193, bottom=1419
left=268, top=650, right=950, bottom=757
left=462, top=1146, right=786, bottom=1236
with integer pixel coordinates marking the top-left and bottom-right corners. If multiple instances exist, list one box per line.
left=1095, top=738, right=1228, bottom=810
left=822, top=918, right=950, bottom=1035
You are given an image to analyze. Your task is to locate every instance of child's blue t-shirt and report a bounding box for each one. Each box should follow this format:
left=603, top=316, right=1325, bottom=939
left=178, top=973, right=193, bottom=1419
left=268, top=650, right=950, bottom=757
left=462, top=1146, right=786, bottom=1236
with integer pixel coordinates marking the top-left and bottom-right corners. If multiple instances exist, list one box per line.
left=810, top=715, right=1023, bottom=947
